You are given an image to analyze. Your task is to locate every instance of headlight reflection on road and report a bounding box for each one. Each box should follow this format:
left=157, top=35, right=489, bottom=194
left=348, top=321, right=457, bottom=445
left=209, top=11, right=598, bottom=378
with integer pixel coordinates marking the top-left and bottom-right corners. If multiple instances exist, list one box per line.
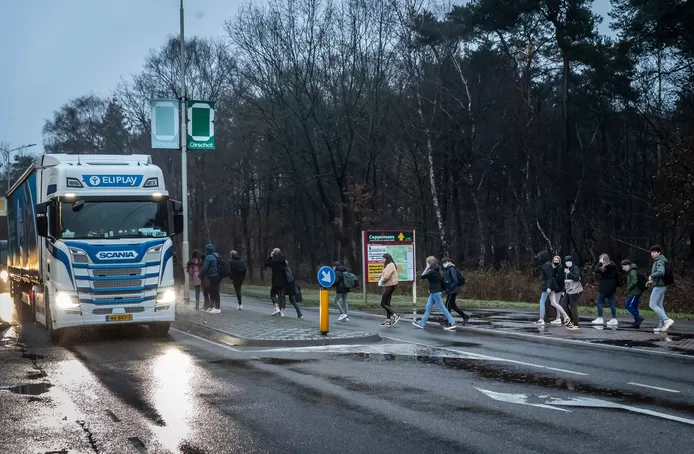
left=151, top=348, right=193, bottom=451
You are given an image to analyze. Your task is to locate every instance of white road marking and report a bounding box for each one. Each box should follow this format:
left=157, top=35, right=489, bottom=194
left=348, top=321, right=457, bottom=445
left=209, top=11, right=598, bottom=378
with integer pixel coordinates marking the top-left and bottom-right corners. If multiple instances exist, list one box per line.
left=627, top=382, right=681, bottom=393
left=477, top=388, right=571, bottom=412
left=383, top=335, right=589, bottom=376
left=170, top=328, right=241, bottom=352
left=477, top=389, right=694, bottom=425
left=546, top=396, right=694, bottom=426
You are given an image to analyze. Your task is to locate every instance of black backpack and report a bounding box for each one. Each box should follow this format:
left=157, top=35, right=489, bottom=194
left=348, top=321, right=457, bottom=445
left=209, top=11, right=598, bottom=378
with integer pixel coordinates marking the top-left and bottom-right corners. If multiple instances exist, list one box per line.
left=216, top=253, right=231, bottom=278
left=636, top=271, right=647, bottom=292
left=456, top=268, right=466, bottom=286
left=663, top=262, right=675, bottom=286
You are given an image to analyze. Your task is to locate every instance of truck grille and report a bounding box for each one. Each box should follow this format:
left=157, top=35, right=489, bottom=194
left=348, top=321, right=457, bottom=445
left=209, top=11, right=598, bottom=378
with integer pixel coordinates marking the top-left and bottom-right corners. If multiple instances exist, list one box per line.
left=92, top=279, right=143, bottom=289
left=91, top=267, right=144, bottom=277
left=93, top=291, right=142, bottom=301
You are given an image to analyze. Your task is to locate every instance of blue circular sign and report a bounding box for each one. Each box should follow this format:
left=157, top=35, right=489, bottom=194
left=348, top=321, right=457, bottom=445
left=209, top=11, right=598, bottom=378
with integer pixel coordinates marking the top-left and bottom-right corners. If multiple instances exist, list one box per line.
left=317, top=266, right=336, bottom=288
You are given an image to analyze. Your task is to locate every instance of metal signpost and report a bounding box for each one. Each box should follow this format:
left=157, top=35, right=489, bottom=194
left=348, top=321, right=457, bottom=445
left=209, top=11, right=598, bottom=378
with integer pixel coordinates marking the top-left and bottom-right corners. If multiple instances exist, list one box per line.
left=317, top=265, right=335, bottom=335
left=149, top=1, right=216, bottom=304
left=361, top=230, right=417, bottom=309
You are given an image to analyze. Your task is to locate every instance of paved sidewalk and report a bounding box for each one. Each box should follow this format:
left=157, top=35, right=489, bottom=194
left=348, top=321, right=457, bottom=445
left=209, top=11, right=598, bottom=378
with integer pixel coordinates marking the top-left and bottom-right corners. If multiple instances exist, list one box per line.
left=173, top=296, right=381, bottom=347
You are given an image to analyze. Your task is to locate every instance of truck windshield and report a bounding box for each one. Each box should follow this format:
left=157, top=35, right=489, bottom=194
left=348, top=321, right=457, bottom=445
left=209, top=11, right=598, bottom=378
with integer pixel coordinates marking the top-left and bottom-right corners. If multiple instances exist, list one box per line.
left=59, top=200, right=169, bottom=239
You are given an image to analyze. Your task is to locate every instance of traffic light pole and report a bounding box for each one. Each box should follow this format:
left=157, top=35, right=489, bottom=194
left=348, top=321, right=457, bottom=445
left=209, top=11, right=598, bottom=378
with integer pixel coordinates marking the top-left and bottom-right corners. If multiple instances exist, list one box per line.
left=179, top=0, right=190, bottom=303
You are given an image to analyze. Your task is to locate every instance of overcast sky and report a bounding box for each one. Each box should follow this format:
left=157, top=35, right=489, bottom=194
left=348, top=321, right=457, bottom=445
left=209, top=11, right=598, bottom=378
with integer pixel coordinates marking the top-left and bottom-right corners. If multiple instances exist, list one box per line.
left=0, top=0, right=613, bottom=155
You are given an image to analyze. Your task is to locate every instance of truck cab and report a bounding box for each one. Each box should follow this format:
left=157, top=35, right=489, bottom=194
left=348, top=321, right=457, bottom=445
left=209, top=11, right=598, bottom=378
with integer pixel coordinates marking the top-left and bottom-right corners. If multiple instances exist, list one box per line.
left=7, top=154, right=182, bottom=339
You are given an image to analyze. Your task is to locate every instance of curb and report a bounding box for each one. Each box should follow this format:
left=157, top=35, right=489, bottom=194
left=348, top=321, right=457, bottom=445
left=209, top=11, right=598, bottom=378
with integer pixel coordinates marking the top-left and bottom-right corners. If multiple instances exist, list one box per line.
left=172, top=319, right=382, bottom=347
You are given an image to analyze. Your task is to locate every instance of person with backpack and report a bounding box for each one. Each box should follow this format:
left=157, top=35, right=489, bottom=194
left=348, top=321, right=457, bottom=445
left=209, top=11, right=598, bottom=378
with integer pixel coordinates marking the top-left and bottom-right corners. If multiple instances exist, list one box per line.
left=592, top=254, right=620, bottom=326
left=332, top=261, right=354, bottom=321
left=562, top=255, right=583, bottom=330
left=648, top=245, right=674, bottom=332
left=621, top=259, right=645, bottom=328
left=413, top=256, right=457, bottom=331
left=229, top=250, right=247, bottom=310
left=186, top=249, right=203, bottom=310
left=199, top=243, right=222, bottom=314
left=264, top=248, right=303, bottom=318
left=441, top=257, right=469, bottom=326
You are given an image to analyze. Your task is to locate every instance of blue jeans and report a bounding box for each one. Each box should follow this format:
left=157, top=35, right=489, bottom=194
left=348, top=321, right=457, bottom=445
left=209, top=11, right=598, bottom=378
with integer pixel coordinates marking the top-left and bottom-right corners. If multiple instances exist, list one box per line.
left=417, top=292, right=456, bottom=327
left=539, top=291, right=548, bottom=318
left=625, top=295, right=641, bottom=322
left=596, top=293, right=616, bottom=318
left=649, top=286, right=670, bottom=326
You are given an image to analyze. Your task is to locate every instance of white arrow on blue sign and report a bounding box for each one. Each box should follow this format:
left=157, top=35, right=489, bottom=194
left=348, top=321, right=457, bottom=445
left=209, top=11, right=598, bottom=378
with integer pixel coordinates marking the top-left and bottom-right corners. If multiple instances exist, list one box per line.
left=317, top=266, right=335, bottom=288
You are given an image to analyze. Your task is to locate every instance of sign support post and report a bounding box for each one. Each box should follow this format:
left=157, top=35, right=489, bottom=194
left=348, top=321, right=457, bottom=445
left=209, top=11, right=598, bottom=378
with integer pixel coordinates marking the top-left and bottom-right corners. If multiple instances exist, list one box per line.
left=362, top=231, right=367, bottom=305
left=179, top=0, right=190, bottom=304
left=317, top=265, right=335, bottom=335
left=412, top=229, right=417, bottom=314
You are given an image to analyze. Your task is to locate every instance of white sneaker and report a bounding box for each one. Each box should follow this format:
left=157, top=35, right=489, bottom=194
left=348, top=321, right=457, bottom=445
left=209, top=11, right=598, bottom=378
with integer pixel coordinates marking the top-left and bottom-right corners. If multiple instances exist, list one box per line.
left=606, top=318, right=618, bottom=326
left=237, top=305, right=243, bottom=310
left=550, top=318, right=562, bottom=325
left=535, top=319, right=545, bottom=325
left=210, top=308, right=221, bottom=314
left=654, top=326, right=663, bottom=332
left=338, top=314, right=347, bottom=321
left=280, top=311, right=285, bottom=317
left=591, top=317, right=604, bottom=325
left=271, top=308, right=281, bottom=316
left=662, top=319, right=674, bottom=332
left=344, top=317, right=349, bottom=322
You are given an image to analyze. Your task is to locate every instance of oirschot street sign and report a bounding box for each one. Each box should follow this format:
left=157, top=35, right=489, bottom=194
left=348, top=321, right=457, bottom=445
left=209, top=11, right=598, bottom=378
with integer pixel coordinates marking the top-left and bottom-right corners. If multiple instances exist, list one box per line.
left=187, top=100, right=215, bottom=150
left=150, top=99, right=179, bottom=149
left=317, top=266, right=336, bottom=288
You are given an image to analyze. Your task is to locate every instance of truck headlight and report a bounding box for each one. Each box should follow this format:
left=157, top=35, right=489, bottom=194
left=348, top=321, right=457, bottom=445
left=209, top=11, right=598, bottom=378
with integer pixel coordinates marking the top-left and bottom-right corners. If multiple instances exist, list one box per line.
left=157, top=289, right=176, bottom=304
left=0, top=270, right=8, bottom=281
left=55, top=292, right=79, bottom=309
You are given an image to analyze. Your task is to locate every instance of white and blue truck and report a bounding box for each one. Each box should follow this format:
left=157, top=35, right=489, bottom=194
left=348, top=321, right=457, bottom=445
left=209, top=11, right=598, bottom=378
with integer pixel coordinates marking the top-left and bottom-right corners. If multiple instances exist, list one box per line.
left=6, top=154, right=183, bottom=339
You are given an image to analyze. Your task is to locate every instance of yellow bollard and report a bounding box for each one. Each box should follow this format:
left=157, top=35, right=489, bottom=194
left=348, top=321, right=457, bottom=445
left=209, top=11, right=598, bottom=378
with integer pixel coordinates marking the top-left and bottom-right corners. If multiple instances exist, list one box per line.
left=319, top=288, right=329, bottom=335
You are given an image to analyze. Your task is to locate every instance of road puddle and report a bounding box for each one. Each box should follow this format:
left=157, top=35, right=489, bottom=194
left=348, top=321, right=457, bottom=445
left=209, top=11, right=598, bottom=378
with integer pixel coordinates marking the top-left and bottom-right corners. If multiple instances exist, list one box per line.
left=7, top=382, right=53, bottom=395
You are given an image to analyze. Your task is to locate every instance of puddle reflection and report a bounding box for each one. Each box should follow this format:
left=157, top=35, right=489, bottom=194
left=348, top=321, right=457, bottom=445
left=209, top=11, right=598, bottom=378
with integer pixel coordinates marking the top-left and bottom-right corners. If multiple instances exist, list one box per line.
left=150, top=348, right=194, bottom=452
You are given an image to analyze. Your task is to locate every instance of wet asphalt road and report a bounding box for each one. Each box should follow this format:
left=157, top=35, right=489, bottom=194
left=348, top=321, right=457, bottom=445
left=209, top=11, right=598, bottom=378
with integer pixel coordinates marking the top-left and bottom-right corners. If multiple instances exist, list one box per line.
left=1, top=295, right=694, bottom=453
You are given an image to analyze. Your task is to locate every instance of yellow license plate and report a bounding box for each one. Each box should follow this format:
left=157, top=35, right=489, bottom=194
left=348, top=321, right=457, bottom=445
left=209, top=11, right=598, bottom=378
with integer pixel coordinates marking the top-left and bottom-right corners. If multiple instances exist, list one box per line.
left=107, top=314, right=133, bottom=322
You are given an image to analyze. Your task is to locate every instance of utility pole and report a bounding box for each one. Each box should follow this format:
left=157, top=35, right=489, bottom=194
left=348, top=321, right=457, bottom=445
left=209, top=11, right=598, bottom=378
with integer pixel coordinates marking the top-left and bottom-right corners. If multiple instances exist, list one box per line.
left=1, top=143, right=37, bottom=191
left=179, top=0, right=190, bottom=303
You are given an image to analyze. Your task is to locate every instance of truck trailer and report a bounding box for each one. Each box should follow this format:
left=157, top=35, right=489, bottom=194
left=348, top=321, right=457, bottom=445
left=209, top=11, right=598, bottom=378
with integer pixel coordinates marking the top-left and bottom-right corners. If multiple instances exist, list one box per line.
left=6, top=154, right=183, bottom=339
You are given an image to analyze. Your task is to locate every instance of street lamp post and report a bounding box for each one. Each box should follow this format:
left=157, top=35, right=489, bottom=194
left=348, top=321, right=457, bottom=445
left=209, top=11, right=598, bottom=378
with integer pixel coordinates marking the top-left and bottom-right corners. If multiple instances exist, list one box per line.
left=179, top=0, right=190, bottom=303
left=0, top=143, right=37, bottom=191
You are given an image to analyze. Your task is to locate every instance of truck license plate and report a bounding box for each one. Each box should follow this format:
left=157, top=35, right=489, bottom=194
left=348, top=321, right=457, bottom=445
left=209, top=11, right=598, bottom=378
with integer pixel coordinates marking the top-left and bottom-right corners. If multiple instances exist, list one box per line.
left=106, top=314, right=133, bottom=322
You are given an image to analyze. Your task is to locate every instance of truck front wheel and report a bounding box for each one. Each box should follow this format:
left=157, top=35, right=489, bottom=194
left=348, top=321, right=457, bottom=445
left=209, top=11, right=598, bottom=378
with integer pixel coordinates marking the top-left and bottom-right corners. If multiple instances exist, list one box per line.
left=44, top=293, right=63, bottom=343
left=149, top=322, right=170, bottom=337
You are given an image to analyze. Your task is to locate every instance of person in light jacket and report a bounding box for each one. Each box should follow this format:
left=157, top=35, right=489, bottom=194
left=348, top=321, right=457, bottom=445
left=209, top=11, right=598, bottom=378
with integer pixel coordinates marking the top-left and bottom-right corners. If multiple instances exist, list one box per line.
left=648, top=245, right=674, bottom=332
left=378, top=253, right=400, bottom=326
left=561, top=255, right=583, bottom=330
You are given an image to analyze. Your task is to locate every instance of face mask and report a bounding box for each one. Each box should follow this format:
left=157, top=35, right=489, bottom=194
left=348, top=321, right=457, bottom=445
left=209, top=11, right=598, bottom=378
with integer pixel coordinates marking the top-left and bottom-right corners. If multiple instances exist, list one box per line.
left=566, top=261, right=572, bottom=267
left=444, top=263, right=450, bottom=268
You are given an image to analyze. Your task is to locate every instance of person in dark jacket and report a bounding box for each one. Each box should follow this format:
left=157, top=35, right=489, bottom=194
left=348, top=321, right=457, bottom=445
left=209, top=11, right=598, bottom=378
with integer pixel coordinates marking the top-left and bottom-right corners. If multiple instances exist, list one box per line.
left=648, top=245, right=674, bottom=332
left=441, top=257, right=469, bottom=326
left=561, top=255, right=583, bottom=330
left=332, top=262, right=350, bottom=321
left=199, top=243, right=221, bottom=314
left=264, top=248, right=303, bottom=318
left=413, top=256, right=456, bottom=330
left=535, top=251, right=556, bottom=325
left=621, top=259, right=644, bottom=328
left=229, top=250, right=247, bottom=310
left=592, top=254, right=620, bottom=326
left=549, top=255, right=570, bottom=326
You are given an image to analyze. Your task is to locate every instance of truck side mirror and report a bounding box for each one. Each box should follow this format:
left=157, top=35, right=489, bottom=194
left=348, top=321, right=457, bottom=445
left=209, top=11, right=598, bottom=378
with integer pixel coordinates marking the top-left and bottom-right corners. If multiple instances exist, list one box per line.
left=170, top=200, right=183, bottom=236
left=36, top=202, right=49, bottom=238
left=173, top=214, right=184, bottom=235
